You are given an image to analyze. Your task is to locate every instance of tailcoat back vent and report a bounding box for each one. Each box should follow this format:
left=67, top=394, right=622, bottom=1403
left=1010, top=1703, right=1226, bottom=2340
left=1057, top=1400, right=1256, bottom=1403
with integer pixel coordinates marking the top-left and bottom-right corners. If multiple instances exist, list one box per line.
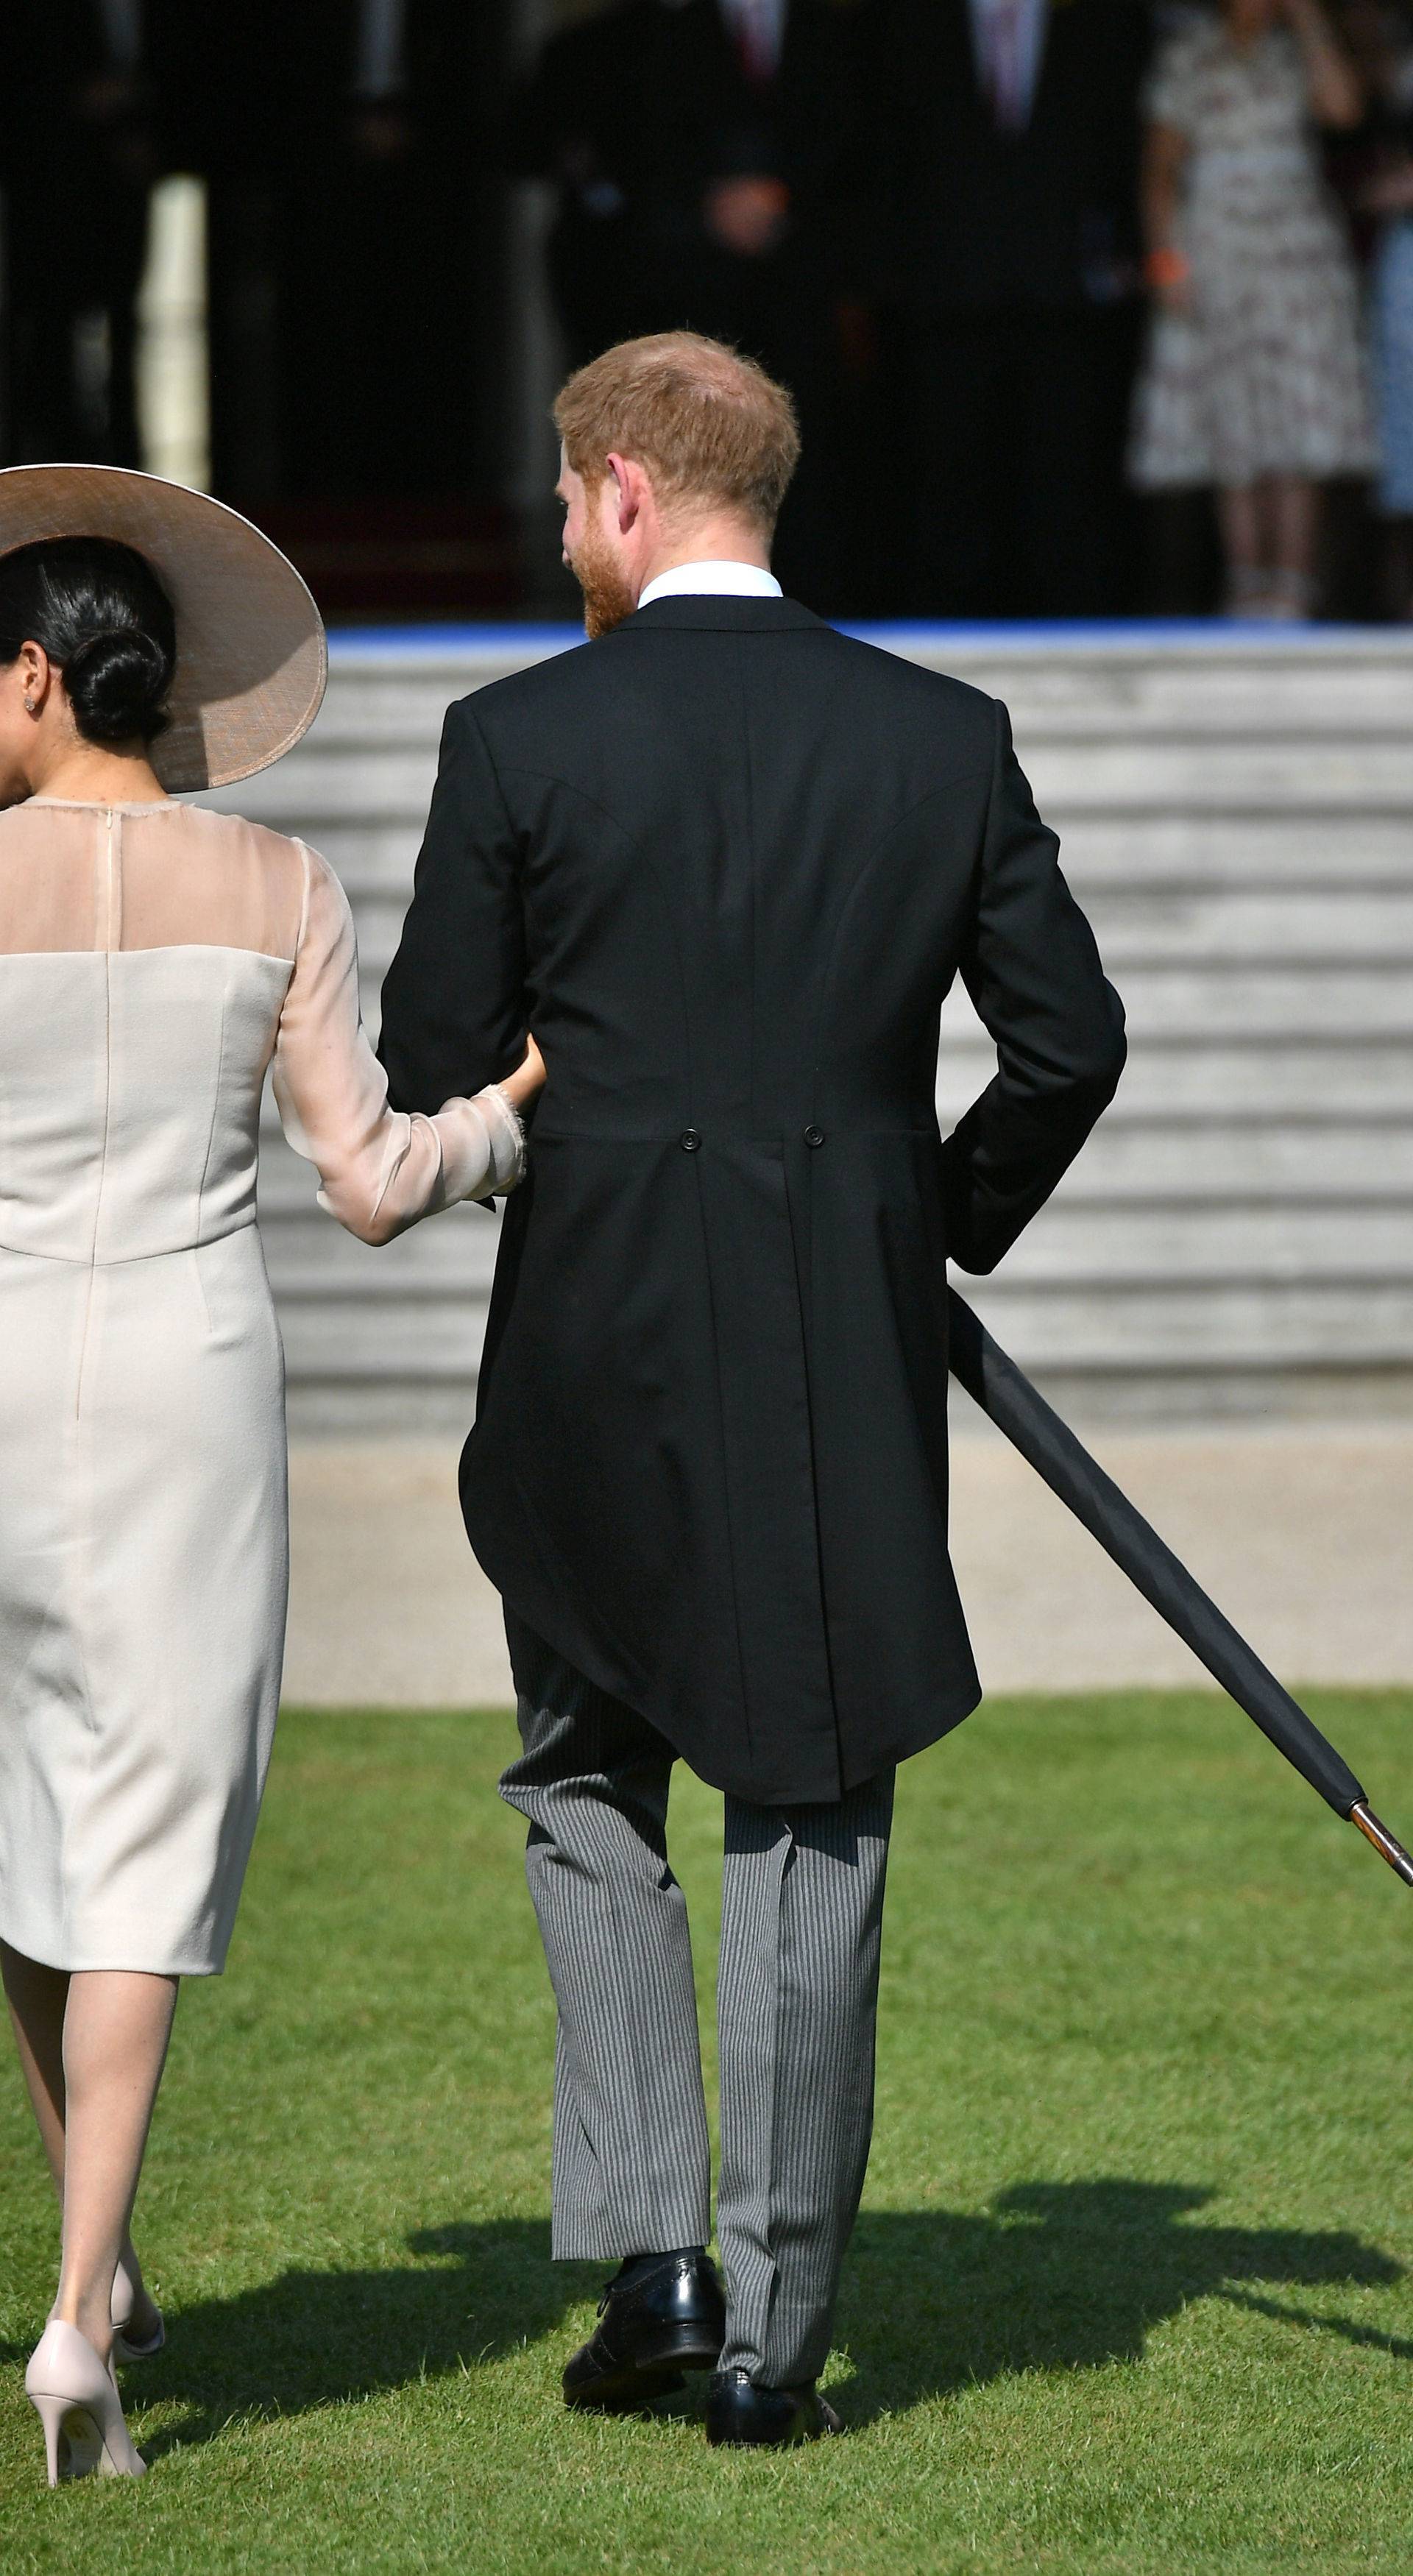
left=378, top=598, right=1125, bottom=1803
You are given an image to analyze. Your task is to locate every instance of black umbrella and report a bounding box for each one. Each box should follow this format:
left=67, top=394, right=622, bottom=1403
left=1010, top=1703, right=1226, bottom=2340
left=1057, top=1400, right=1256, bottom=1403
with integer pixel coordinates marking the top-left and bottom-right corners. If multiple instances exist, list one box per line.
left=946, top=1289, right=1413, bottom=1888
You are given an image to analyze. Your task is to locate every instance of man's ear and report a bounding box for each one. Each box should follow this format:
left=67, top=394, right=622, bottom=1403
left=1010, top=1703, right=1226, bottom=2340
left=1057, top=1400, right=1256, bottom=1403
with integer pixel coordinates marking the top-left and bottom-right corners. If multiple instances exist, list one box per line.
left=606, top=452, right=647, bottom=534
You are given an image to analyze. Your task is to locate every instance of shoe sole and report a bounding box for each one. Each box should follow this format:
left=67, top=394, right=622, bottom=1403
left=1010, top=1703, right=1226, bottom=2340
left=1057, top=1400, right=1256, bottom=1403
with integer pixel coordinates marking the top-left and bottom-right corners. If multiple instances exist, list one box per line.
left=564, top=2328, right=723, bottom=2413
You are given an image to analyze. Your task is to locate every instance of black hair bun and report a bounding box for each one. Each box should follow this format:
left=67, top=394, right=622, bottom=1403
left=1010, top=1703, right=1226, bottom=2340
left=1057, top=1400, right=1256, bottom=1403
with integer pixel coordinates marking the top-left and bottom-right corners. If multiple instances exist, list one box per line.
left=64, top=627, right=173, bottom=746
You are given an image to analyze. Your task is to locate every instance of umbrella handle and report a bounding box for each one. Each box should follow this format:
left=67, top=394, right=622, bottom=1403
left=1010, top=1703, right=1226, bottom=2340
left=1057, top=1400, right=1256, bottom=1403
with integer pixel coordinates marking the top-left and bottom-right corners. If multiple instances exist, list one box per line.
left=1350, top=1804, right=1413, bottom=1887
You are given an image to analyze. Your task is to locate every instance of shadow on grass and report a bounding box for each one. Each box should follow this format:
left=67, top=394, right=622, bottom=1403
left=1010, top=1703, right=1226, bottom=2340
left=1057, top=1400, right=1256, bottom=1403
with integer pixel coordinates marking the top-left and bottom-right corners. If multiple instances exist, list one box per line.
left=0, top=2221, right=599, bottom=2457
left=3, top=2184, right=1399, bottom=2451
left=833, top=2181, right=1407, bottom=2421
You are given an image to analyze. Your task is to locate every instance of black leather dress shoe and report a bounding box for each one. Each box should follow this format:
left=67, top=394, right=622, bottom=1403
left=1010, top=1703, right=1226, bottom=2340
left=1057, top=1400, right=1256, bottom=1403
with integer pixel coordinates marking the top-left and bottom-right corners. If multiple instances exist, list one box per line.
left=705, top=2368, right=842, bottom=2447
left=563, top=2251, right=726, bottom=2412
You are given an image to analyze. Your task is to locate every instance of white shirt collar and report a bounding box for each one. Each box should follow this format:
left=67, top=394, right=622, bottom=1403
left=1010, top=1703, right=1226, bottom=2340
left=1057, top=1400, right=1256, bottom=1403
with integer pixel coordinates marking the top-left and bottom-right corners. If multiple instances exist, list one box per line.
left=638, top=559, right=784, bottom=609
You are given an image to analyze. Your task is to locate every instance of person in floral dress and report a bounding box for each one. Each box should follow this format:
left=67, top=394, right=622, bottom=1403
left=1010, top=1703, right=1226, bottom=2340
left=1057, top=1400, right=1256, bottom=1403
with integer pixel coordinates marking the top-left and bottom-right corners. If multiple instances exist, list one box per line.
left=1350, top=0, right=1413, bottom=612
left=1130, top=0, right=1371, bottom=618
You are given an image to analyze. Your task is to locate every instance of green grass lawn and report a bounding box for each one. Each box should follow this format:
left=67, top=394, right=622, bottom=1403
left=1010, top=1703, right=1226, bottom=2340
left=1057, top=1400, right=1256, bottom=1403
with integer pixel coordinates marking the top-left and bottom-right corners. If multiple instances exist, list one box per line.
left=3, top=1691, right=1412, bottom=2574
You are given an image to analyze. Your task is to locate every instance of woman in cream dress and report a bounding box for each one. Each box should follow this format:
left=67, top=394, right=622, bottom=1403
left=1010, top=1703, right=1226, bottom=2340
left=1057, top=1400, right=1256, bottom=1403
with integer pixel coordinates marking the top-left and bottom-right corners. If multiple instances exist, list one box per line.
left=0, top=467, right=543, bottom=2485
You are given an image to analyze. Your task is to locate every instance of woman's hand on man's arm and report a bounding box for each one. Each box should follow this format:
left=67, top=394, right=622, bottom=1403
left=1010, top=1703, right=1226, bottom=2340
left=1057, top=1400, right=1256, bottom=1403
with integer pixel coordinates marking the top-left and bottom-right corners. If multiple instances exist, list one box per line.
left=497, top=1035, right=547, bottom=1113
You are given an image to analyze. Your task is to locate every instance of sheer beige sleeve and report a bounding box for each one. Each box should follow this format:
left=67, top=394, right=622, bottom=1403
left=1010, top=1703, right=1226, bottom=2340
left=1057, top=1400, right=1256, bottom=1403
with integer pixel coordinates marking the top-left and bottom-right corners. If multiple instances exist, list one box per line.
left=272, top=843, right=525, bottom=1246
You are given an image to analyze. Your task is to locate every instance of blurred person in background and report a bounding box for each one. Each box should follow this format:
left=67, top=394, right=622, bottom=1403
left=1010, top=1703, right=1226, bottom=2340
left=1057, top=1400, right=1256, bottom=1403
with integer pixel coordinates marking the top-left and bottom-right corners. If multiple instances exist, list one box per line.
left=178, top=2, right=481, bottom=507
left=857, top=0, right=1150, bottom=618
left=2, top=1, right=160, bottom=466
left=281, top=0, right=484, bottom=502
left=506, top=1, right=649, bottom=367
left=1348, top=0, right=1413, bottom=611
left=1130, top=0, right=1371, bottom=620
left=507, top=0, right=871, bottom=606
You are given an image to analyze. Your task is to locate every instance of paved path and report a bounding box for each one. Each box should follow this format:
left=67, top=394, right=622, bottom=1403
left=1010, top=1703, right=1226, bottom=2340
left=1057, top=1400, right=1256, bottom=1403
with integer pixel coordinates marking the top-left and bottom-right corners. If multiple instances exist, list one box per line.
left=285, top=1413, right=1413, bottom=1707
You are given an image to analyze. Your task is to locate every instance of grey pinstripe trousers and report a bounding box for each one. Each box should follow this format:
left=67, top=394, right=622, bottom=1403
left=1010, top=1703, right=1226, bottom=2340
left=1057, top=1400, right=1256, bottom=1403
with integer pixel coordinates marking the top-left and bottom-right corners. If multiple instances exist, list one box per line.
left=500, top=1613, right=895, bottom=2386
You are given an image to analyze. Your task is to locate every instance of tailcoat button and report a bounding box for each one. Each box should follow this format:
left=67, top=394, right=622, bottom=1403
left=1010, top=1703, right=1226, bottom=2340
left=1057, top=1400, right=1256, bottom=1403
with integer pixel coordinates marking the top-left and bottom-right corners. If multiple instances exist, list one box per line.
left=804, top=1125, right=826, bottom=1148
left=680, top=1128, right=702, bottom=1152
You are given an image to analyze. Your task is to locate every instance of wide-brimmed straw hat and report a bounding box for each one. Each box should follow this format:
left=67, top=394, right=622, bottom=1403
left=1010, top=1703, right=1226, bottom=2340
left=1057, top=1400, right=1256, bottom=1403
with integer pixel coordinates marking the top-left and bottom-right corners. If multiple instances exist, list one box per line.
left=0, top=464, right=327, bottom=791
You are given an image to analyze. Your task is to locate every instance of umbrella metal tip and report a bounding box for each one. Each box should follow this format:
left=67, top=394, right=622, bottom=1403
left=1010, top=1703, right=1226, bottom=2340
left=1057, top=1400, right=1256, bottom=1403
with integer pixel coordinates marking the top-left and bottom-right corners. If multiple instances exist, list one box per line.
left=1351, top=1802, right=1413, bottom=1888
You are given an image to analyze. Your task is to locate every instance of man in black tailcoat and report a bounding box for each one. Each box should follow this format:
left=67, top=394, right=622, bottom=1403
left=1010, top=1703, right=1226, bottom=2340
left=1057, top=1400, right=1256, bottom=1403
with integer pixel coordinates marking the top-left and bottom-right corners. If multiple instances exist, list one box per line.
left=860, top=0, right=1150, bottom=615
left=378, top=332, right=1125, bottom=2446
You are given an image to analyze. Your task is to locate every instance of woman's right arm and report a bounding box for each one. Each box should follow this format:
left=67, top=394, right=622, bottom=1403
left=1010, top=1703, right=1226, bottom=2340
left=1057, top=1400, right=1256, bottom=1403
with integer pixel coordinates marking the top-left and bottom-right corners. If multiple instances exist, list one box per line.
left=272, top=841, right=543, bottom=1246
left=1283, top=0, right=1363, bottom=129
left=1141, top=121, right=1192, bottom=311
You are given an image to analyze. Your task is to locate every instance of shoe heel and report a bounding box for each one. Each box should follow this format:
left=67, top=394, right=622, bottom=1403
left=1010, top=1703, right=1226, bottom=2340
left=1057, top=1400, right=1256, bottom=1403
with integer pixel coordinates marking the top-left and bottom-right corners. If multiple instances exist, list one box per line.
left=28, top=2389, right=96, bottom=2488
left=30, top=2390, right=65, bottom=2487
left=25, top=2320, right=145, bottom=2483
left=636, top=2321, right=722, bottom=2374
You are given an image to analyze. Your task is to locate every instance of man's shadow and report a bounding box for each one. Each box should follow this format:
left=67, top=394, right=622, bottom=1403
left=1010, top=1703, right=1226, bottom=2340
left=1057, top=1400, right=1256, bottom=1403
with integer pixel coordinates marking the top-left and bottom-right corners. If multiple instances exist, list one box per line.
left=835, top=2182, right=1408, bottom=2420
left=3, top=2186, right=1400, bottom=2449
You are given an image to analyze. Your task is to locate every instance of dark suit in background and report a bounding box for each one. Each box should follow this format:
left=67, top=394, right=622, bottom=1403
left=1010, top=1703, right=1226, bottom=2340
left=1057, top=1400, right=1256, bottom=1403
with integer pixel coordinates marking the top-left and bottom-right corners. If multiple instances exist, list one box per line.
left=860, top=0, right=1150, bottom=616
left=171, top=0, right=482, bottom=504
left=378, top=596, right=1125, bottom=2377
left=509, top=0, right=870, bottom=604
left=2, top=0, right=159, bottom=464
left=506, top=2, right=650, bottom=367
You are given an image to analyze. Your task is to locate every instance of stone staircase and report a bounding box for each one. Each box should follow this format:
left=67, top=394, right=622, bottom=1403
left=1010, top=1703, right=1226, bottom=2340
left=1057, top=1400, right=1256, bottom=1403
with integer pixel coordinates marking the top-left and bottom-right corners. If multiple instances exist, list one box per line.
left=209, top=626, right=1413, bottom=1428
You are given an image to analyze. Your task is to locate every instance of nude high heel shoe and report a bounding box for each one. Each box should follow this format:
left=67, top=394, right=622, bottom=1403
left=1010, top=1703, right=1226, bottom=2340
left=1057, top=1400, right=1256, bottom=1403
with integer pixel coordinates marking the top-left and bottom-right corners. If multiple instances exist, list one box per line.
left=111, top=2256, right=166, bottom=2360
left=25, top=2320, right=146, bottom=2484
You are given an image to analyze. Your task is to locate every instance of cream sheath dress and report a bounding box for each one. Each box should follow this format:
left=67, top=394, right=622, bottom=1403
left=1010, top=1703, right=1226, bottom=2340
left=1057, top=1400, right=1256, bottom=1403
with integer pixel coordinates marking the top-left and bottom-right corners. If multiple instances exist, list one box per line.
left=0, top=797, right=522, bottom=1978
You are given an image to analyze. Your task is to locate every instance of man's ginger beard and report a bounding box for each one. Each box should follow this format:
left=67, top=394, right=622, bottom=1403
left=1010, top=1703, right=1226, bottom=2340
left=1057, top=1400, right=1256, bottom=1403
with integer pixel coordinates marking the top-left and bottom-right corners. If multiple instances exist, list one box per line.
left=566, top=503, right=637, bottom=640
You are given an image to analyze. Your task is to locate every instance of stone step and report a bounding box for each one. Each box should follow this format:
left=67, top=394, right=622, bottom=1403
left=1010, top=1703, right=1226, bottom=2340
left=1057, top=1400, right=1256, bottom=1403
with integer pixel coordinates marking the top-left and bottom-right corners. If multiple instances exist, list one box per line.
left=278, top=1309, right=486, bottom=1380
left=1083, top=889, right=1413, bottom=960
left=1041, top=813, right=1413, bottom=885
left=943, top=965, right=1413, bottom=1038
left=261, top=1204, right=499, bottom=1288
left=934, top=1041, right=1413, bottom=1121
left=299, top=809, right=1413, bottom=896
left=1041, top=1125, right=1413, bottom=1196
left=341, top=932, right=1413, bottom=1036
left=272, top=1281, right=1413, bottom=1384
left=261, top=1197, right=1413, bottom=1294
left=307, top=629, right=1413, bottom=737
left=322, top=876, right=1413, bottom=967
left=221, top=732, right=1413, bottom=821
left=244, top=829, right=1413, bottom=937
left=228, top=631, right=1413, bottom=1413
left=988, top=1202, right=1413, bottom=1280
left=963, top=1276, right=1413, bottom=1368
left=1017, top=737, right=1413, bottom=807
left=210, top=754, right=441, bottom=826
